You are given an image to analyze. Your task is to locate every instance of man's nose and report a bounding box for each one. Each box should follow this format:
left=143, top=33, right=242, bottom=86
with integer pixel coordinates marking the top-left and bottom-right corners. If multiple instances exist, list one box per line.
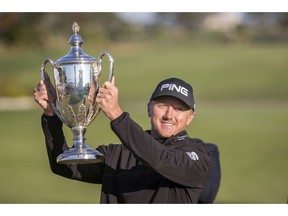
left=164, top=106, right=174, bottom=119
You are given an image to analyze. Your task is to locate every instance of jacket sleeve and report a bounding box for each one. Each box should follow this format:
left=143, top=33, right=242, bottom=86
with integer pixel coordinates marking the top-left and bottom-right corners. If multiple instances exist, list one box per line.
left=41, top=114, right=105, bottom=183
left=198, top=143, right=221, bottom=203
left=110, top=112, right=212, bottom=188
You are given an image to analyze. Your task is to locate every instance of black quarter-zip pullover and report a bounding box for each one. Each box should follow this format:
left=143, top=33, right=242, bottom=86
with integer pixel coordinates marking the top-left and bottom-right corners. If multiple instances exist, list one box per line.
left=42, top=112, right=212, bottom=203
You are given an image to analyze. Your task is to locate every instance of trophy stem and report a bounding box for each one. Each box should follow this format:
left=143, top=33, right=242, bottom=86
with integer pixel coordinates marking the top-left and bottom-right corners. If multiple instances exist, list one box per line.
left=56, top=126, right=104, bottom=164
left=72, top=126, right=87, bottom=150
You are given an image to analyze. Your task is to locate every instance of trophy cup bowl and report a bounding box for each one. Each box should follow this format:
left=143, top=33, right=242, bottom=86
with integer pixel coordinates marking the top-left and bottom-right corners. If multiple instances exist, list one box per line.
left=41, top=22, right=114, bottom=164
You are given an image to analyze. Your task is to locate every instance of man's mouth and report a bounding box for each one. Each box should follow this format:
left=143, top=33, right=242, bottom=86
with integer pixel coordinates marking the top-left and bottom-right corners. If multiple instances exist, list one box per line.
left=161, top=122, right=174, bottom=127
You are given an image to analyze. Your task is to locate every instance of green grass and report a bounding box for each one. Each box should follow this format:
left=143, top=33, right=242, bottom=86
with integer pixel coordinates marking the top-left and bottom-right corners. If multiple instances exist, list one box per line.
left=0, top=42, right=288, bottom=203
left=0, top=102, right=287, bottom=203
left=1, top=43, right=288, bottom=100
left=193, top=101, right=288, bottom=203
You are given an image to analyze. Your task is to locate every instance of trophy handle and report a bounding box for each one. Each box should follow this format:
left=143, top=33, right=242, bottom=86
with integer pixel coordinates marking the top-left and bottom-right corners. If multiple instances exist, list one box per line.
left=41, top=59, right=69, bottom=127
left=86, top=51, right=115, bottom=125
left=98, top=51, right=115, bottom=82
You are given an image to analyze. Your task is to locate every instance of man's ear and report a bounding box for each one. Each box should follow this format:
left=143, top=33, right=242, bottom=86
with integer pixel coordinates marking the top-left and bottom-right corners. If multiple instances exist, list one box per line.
left=186, top=111, right=196, bottom=126
left=147, top=102, right=153, bottom=117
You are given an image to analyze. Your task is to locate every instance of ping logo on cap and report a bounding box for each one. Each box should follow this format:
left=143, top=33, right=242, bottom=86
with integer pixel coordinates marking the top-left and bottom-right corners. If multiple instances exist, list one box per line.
left=160, top=83, right=189, bottom=97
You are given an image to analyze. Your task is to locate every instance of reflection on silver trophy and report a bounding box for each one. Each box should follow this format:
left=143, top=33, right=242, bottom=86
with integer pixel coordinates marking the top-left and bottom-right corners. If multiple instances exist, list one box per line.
left=41, top=22, right=114, bottom=164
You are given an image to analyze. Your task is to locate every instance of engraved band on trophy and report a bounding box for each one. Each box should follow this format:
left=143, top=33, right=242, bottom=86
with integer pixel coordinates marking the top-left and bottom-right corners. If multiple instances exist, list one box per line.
left=40, top=22, right=114, bottom=164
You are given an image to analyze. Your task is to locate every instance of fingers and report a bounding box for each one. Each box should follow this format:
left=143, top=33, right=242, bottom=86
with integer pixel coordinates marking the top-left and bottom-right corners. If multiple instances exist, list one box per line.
left=34, top=79, right=54, bottom=103
left=34, top=81, right=48, bottom=102
left=34, top=80, right=54, bottom=116
left=96, top=76, right=117, bottom=104
left=111, top=75, right=115, bottom=86
left=94, top=76, right=123, bottom=120
left=97, top=88, right=115, bottom=102
left=103, top=77, right=115, bottom=89
left=34, top=80, right=45, bottom=95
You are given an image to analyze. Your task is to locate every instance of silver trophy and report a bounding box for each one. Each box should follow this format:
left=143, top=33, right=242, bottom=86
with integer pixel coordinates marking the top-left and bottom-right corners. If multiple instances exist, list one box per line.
left=41, top=22, right=114, bottom=164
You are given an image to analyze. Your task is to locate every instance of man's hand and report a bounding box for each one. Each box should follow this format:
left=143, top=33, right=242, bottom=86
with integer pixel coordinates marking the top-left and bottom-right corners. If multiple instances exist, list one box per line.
left=33, top=72, right=55, bottom=116
left=96, top=76, right=123, bottom=121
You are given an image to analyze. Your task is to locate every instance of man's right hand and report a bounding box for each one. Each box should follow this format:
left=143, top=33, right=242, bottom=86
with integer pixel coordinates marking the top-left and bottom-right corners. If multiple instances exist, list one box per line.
left=33, top=72, right=55, bottom=116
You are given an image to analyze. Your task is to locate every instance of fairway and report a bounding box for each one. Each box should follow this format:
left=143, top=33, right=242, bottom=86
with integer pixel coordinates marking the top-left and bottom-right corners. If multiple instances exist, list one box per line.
left=0, top=43, right=287, bottom=203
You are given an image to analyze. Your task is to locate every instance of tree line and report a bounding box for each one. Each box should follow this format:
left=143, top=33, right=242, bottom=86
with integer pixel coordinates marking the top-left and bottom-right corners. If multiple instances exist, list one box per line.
left=0, top=13, right=287, bottom=48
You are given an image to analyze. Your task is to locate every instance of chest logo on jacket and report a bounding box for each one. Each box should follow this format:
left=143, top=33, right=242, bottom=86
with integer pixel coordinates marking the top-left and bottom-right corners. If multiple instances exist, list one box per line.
left=186, top=151, right=199, bottom=161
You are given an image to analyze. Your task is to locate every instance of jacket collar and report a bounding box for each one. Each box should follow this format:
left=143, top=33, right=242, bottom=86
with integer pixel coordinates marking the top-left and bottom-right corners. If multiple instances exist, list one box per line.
left=146, top=130, right=189, bottom=146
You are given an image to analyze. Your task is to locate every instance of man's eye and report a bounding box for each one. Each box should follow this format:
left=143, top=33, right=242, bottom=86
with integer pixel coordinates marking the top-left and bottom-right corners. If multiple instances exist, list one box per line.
left=174, top=106, right=183, bottom=111
left=157, top=103, right=167, bottom=108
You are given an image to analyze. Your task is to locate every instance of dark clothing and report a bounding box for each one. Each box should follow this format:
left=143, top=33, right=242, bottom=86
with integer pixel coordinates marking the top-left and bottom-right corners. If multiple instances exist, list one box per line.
left=198, top=143, right=221, bottom=203
left=41, top=112, right=212, bottom=203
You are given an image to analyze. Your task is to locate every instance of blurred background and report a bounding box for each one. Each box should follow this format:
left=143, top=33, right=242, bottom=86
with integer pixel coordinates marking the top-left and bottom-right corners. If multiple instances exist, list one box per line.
left=0, top=12, right=287, bottom=203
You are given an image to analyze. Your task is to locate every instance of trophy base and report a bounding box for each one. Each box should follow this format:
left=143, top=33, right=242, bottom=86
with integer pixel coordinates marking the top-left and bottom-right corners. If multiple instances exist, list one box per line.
left=57, top=146, right=104, bottom=164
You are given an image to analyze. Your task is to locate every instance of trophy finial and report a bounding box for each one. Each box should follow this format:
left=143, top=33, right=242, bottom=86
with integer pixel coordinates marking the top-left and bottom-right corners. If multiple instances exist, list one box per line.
left=72, top=22, right=80, bottom=34
left=68, top=22, right=83, bottom=46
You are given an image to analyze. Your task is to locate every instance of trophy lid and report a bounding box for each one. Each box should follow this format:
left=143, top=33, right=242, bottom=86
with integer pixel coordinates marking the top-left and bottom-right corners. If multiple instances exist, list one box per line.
left=54, top=22, right=97, bottom=65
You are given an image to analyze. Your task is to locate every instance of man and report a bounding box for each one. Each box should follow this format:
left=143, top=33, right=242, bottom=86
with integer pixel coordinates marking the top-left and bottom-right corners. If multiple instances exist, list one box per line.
left=34, top=76, right=216, bottom=203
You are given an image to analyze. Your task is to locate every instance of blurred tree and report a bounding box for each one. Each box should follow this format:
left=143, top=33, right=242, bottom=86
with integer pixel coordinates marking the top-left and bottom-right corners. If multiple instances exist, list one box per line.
left=0, top=13, right=130, bottom=48
left=0, top=12, right=287, bottom=48
left=243, top=13, right=288, bottom=43
left=278, top=13, right=288, bottom=27
left=0, top=13, right=37, bottom=45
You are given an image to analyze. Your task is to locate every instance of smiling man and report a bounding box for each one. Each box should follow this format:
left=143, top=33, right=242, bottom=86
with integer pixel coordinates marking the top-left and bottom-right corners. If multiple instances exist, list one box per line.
left=148, top=78, right=195, bottom=139
left=149, top=96, right=194, bottom=138
left=34, top=76, right=215, bottom=203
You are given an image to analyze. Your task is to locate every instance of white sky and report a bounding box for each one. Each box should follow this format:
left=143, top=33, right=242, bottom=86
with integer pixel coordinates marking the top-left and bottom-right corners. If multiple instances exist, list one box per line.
left=117, top=13, right=158, bottom=25
left=1, top=0, right=287, bottom=12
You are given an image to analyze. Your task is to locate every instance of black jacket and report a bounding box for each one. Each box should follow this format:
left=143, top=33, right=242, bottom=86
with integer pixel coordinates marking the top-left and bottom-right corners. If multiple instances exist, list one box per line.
left=41, top=112, right=212, bottom=203
left=198, top=143, right=221, bottom=203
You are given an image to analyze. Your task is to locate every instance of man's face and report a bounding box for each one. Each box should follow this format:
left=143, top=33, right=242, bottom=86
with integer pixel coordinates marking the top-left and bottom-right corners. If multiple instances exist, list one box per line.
left=148, top=96, right=195, bottom=139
